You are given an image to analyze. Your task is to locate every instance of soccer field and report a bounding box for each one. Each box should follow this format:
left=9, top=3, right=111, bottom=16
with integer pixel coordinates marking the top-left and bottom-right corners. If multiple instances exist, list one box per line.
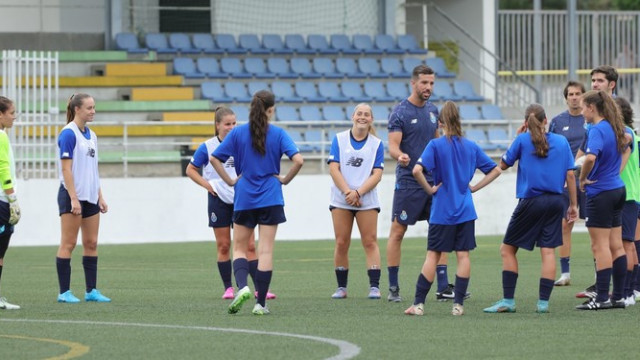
left=0, top=233, right=637, bottom=359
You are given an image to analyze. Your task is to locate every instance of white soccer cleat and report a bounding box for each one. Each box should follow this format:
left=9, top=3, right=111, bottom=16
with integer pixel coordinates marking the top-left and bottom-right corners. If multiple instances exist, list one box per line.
left=0, top=297, right=21, bottom=310
left=554, top=274, right=571, bottom=286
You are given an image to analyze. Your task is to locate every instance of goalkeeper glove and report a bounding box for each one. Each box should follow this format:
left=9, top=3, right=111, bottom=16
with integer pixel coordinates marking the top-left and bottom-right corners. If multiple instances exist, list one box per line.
left=7, top=193, right=21, bottom=225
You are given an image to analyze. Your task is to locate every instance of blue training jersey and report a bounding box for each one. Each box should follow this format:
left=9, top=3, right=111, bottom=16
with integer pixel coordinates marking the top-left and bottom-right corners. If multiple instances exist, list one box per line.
left=212, top=123, right=299, bottom=211
left=502, top=132, right=575, bottom=199
left=418, top=136, right=497, bottom=225
left=58, top=126, right=92, bottom=158
left=549, top=110, right=586, bottom=157
left=584, top=120, right=625, bottom=197
left=327, top=131, right=385, bottom=168
left=387, top=99, right=439, bottom=188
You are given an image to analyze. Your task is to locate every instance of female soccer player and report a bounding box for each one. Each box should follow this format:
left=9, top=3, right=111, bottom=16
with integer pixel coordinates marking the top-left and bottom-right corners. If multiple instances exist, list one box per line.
left=56, top=93, right=110, bottom=303
left=0, top=96, right=21, bottom=310
left=328, top=103, right=384, bottom=300
left=211, top=90, right=303, bottom=315
left=403, top=101, right=500, bottom=316
left=484, top=103, right=577, bottom=314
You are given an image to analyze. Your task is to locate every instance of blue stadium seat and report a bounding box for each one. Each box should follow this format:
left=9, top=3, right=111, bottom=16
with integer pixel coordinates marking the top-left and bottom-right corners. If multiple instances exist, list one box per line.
left=466, top=129, right=497, bottom=151
left=374, top=34, right=404, bottom=54
left=380, top=58, right=409, bottom=78
left=224, top=82, right=251, bottom=102
left=192, top=33, right=223, bottom=54
left=145, top=33, right=177, bottom=54
left=481, top=104, right=504, bottom=120
left=341, top=82, right=371, bottom=102
left=323, top=105, right=347, bottom=121
left=397, top=34, right=428, bottom=54
left=247, top=81, right=270, bottom=96
left=238, top=34, right=270, bottom=54
left=433, top=82, right=462, bottom=101
left=386, top=81, right=409, bottom=100
left=459, top=105, right=482, bottom=120
left=403, top=58, right=423, bottom=73
left=244, top=57, right=275, bottom=79
left=168, top=33, right=200, bottom=54
left=172, top=58, right=204, bottom=78
left=487, top=127, right=509, bottom=150
left=330, top=34, right=360, bottom=54
left=371, top=105, right=390, bottom=121
left=358, top=58, right=388, bottom=78
left=290, top=58, right=321, bottom=79
left=115, top=32, right=148, bottom=53
left=215, top=34, right=245, bottom=54
left=220, top=58, right=251, bottom=79
left=364, top=82, right=394, bottom=102
left=276, top=106, right=300, bottom=121
left=266, top=58, right=297, bottom=79
left=288, top=130, right=313, bottom=152
left=426, top=57, right=456, bottom=78
left=454, top=81, right=484, bottom=101
left=272, top=81, right=303, bottom=102
left=230, top=105, right=249, bottom=122
left=300, top=106, right=323, bottom=122
left=262, top=34, right=293, bottom=54
left=304, top=130, right=324, bottom=152
left=295, top=81, right=325, bottom=102
left=196, top=58, right=226, bottom=79
left=312, top=58, right=342, bottom=79
left=308, top=34, right=338, bottom=54
left=318, top=82, right=349, bottom=102
left=353, top=34, right=383, bottom=54
left=201, top=82, right=232, bottom=102
left=376, top=128, right=389, bottom=148
left=336, top=58, right=366, bottom=78
left=284, top=34, right=315, bottom=54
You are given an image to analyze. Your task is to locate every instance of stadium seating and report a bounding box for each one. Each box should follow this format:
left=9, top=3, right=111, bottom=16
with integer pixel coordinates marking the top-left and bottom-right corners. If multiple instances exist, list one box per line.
left=336, top=58, right=366, bottom=78
left=192, top=33, right=224, bottom=54
left=266, top=58, right=297, bottom=79
left=115, top=32, right=148, bottom=53
left=426, top=57, right=456, bottom=78
left=466, top=129, right=497, bottom=151
left=145, top=33, right=177, bottom=54
left=341, top=82, right=371, bottom=102
left=330, top=34, right=360, bottom=54
left=371, top=105, right=390, bottom=121
left=454, top=80, right=484, bottom=101
left=244, top=57, right=275, bottom=78
left=262, top=34, right=293, bottom=54
left=247, top=81, right=270, bottom=96
left=433, top=82, right=462, bottom=101
left=168, top=33, right=200, bottom=54
left=284, top=34, right=315, bottom=54
left=403, top=58, right=423, bottom=73
left=353, top=34, right=383, bottom=54
left=376, top=128, right=389, bottom=148
left=172, top=58, right=205, bottom=78
left=397, top=34, right=428, bottom=54
left=196, top=58, right=226, bottom=78
left=374, top=34, right=405, bottom=54
left=386, top=81, right=410, bottom=100
left=201, top=82, right=232, bottom=102
left=224, top=82, right=251, bottom=102
left=459, top=105, right=482, bottom=120
left=487, top=128, right=509, bottom=150
left=220, top=58, right=251, bottom=78
left=238, top=34, right=270, bottom=54
left=215, top=34, right=244, bottom=54
left=300, top=105, right=323, bottom=121
left=276, top=106, right=300, bottom=121
left=287, top=130, right=313, bottom=152
left=295, top=81, right=324, bottom=102
left=318, top=82, right=349, bottom=102
left=304, top=130, right=324, bottom=151
left=358, top=58, right=387, bottom=78
left=323, top=105, right=347, bottom=121
left=230, top=105, right=249, bottom=121
left=364, top=82, right=394, bottom=102
left=272, top=81, right=303, bottom=102
left=312, top=58, right=342, bottom=79
left=380, top=58, right=409, bottom=78
left=290, top=58, right=321, bottom=79
left=481, top=104, right=504, bottom=120
left=308, top=34, right=338, bottom=54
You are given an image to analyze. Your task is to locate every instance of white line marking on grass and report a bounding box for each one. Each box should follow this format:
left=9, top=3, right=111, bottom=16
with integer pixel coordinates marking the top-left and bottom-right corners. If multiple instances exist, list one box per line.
left=0, top=319, right=360, bottom=360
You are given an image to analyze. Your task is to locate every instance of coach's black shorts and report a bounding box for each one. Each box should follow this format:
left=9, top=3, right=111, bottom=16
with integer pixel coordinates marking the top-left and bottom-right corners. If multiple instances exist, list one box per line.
left=504, top=193, right=564, bottom=251
left=585, top=187, right=625, bottom=228
left=58, top=184, right=100, bottom=218
left=233, top=205, right=286, bottom=228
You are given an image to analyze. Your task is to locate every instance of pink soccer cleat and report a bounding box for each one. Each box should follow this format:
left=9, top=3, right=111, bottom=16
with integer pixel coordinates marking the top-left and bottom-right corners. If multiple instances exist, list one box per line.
left=254, top=290, right=277, bottom=300
left=222, top=287, right=235, bottom=300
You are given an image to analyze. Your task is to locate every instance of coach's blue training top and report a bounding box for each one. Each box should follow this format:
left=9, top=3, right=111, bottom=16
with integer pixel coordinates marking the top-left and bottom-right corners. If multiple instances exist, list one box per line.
left=584, top=120, right=625, bottom=197
left=502, top=132, right=574, bottom=199
left=549, top=110, right=586, bottom=157
left=418, top=136, right=497, bottom=225
left=388, top=99, right=439, bottom=188
left=212, top=123, right=299, bottom=211
left=327, top=131, right=385, bottom=167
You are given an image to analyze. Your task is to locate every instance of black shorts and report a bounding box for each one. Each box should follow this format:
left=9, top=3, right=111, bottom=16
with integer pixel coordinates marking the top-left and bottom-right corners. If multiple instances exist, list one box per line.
left=504, top=193, right=564, bottom=250
left=58, top=184, right=100, bottom=218
left=0, top=201, right=14, bottom=258
left=562, top=185, right=587, bottom=219
left=208, top=193, right=234, bottom=228
left=427, top=221, right=476, bottom=252
left=621, top=200, right=638, bottom=241
left=233, top=205, right=286, bottom=228
left=585, top=187, right=626, bottom=228
left=391, top=187, right=432, bottom=225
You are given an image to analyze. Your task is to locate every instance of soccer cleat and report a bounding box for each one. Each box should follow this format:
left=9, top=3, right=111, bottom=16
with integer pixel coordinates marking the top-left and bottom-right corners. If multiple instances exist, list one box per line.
left=634, top=290, right=640, bottom=301
left=575, top=298, right=612, bottom=310
left=404, top=303, right=424, bottom=316
left=554, top=274, right=571, bottom=286
left=625, top=295, right=636, bottom=307
left=0, top=297, right=21, bottom=310
left=368, top=287, right=381, bottom=299
left=536, top=300, right=549, bottom=313
left=228, top=286, right=251, bottom=314
left=57, top=290, right=80, bottom=303
left=254, top=290, right=277, bottom=300
left=251, top=303, right=270, bottom=315
left=222, top=287, right=235, bottom=300
left=483, top=299, right=516, bottom=313
left=331, top=287, right=347, bottom=299
left=435, top=284, right=471, bottom=302
left=611, top=299, right=627, bottom=309
left=575, top=284, right=597, bottom=298
left=85, top=289, right=111, bottom=302
left=452, top=303, right=464, bottom=316
left=387, top=286, right=402, bottom=302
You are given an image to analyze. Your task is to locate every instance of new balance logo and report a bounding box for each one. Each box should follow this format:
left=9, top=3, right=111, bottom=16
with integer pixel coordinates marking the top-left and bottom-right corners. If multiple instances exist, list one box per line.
left=346, top=157, right=364, bottom=167
left=86, top=147, right=96, bottom=158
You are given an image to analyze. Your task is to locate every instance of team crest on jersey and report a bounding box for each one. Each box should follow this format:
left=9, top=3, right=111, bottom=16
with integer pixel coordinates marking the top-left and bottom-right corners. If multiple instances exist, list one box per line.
left=210, top=212, right=218, bottom=223
left=400, top=210, right=408, bottom=221
left=429, top=112, right=437, bottom=124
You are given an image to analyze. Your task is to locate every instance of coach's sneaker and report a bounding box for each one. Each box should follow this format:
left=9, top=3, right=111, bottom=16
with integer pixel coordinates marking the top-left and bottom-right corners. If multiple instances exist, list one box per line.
left=57, top=290, right=80, bottom=303
left=575, top=298, right=612, bottom=310
left=536, top=300, right=549, bottom=313
left=625, top=295, right=636, bottom=306
left=387, top=286, right=402, bottom=302
left=331, top=287, right=347, bottom=299
left=404, top=303, right=424, bottom=316
left=85, top=289, right=111, bottom=302
left=254, top=290, right=277, bottom=300
left=0, top=297, right=20, bottom=310
left=483, top=298, right=516, bottom=313
left=251, top=303, right=270, bottom=315
left=222, top=287, right=235, bottom=300
left=575, top=284, right=597, bottom=298
left=368, top=287, right=381, bottom=299
left=228, top=286, right=251, bottom=314
left=452, top=303, right=464, bottom=316
left=554, top=274, right=571, bottom=286
left=436, top=284, right=471, bottom=302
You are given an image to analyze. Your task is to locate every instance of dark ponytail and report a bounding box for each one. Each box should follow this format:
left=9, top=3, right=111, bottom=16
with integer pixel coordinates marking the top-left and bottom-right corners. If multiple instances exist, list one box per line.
left=525, top=103, right=549, bottom=158
left=248, top=90, right=274, bottom=155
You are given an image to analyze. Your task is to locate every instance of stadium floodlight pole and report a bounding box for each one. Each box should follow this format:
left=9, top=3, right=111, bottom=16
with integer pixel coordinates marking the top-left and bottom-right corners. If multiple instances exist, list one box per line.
left=567, top=0, right=578, bottom=81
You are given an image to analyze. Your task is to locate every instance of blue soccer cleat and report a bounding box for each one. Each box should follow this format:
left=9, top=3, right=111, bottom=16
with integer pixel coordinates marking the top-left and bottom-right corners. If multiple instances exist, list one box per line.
left=57, top=290, right=81, bottom=303
left=536, top=300, right=549, bottom=313
left=483, top=298, right=516, bottom=313
left=85, top=289, right=111, bottom=302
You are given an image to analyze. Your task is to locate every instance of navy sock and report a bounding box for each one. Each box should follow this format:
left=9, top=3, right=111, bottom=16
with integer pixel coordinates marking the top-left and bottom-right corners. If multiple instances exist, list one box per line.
left=436, top=265, right=448, bottom=292
left=454, top=276, right=469, bottom=305
left=367, top=268, right=381, bottom=288
left=560, top=257, right=570, bottom=274
left=255, top=270, right=272, bottom=307
left=217, top=260, right=233, bottom=289
left=502, top=270, right=518, bottom=299
left=624, top=270, right=634, bottom=298
left=232, top=258, right=250, bottom=289
left=414, top=273, right=432, bottom=305
left=632, top=264, right=639, bottom=292
left=388, top=266, right=399, bottom=288
left=335, top=267, right=348, bottom=288
left=248, top=260, right=258, bottom=288
left=0, top=265, right=3, bottom=283
left=635, top=240, right=640, bottom=266
left=611, top=255, right=627, bottom=301
left=595, top=268, right=612, bottom=302
left=539, top=278, right=554, bottom=301
left=82, top=256, right=98, bottom=292
left=56, top=257, right=72, bottom=294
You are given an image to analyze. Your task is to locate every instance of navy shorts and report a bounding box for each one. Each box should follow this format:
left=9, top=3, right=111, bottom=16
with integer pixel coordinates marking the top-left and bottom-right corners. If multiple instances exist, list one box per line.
left=0, top=201, right=15, bottom=259
left=208, top=193, right=234, bottom=228
left=585, top=187, right=625, bottom=228
left=504, top=193, right=564, bottom=250
left=233, top=205, right=286, bottom=228
left=621, top=200, right=637, bottom=241
left=427, top=220, right=476, bottom=252
left=391, top=187, right=432, bottom=225
left=58, top=184, right=100, bottom=218
left=562, top=186, right=586, bottom=219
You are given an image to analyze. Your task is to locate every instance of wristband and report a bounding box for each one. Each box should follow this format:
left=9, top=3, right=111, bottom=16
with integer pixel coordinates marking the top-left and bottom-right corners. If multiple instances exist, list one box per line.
left=355, top=190, right=361, bottom=198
